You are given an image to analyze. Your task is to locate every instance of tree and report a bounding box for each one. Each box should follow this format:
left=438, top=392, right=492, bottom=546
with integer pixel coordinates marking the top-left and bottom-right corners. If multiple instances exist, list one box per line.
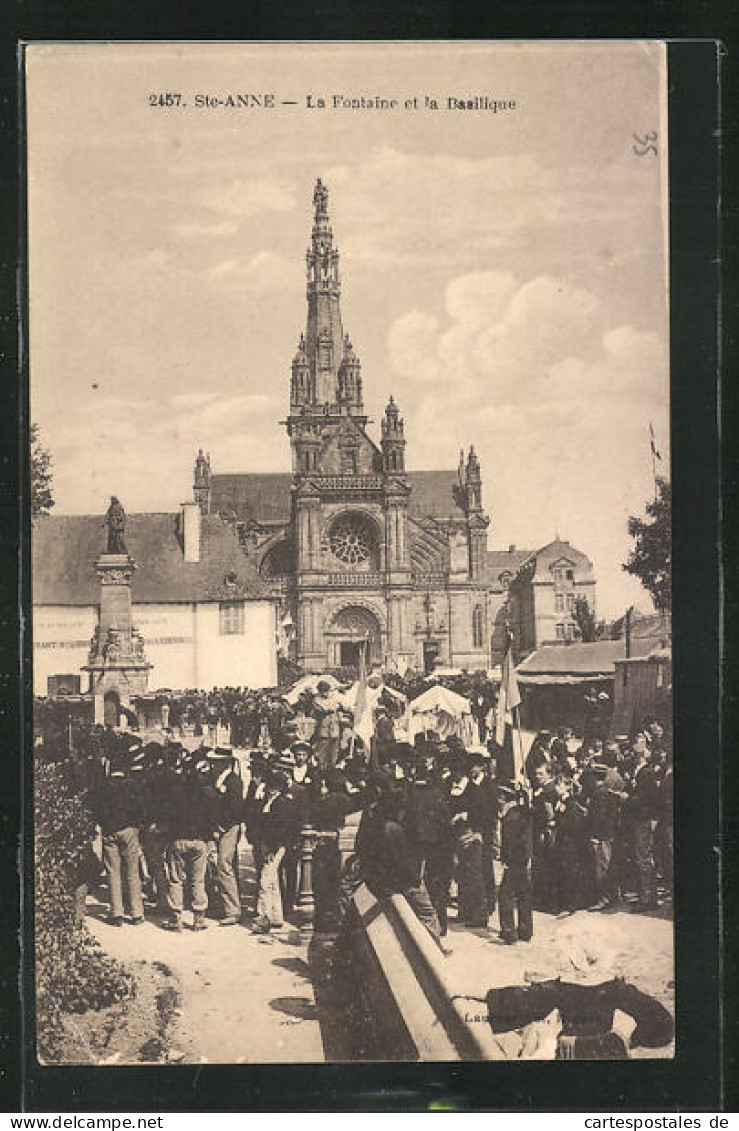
left=573, top=595, right=596, bottom=642
left=623, top=476, right=671, bottom=612
left=31, top=423, right=54, bottom=521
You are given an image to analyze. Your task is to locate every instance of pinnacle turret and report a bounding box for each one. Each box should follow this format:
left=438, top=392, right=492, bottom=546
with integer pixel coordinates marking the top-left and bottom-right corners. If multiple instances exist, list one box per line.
left=382, top=395, right=406, bottom=472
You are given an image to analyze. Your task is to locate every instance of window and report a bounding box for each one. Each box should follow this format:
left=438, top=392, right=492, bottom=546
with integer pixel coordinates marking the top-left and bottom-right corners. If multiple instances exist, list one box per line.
left=553, top=567, right=563, bottom=583
left=556, top=623, right=565, bottom=640
left=566, top=592, right=575, bottom=611
left=565, top=623, right=574, bottom=641
left=472, top=605, right=484, bottom=648
left=340, top=448, right=358, bottom=474
left=220, top=601, right=245, bottom=635
left=555, top=593, right=564, bottom=612
left=565, top=568, right=574, bottom=582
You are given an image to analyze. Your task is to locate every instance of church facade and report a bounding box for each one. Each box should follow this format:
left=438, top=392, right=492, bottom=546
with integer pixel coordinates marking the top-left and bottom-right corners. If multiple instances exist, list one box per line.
left=195, top=180, right=597, bottom=674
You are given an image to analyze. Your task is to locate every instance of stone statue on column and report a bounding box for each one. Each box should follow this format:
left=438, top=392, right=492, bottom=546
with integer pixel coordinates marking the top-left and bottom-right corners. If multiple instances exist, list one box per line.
left=105, top=496, right=127, bottom=554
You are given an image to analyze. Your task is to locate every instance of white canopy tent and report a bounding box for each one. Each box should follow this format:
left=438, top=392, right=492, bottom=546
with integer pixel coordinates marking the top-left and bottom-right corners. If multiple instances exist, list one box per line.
left=403, top=684, right=477, bottom=744
left=284, top=672, right=344, bottom=706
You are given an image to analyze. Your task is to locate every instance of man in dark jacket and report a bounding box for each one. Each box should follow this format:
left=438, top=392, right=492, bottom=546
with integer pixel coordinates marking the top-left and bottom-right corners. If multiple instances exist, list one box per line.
left=585, top=764, right=621, bottom=910
left=630, top=737, right=662, bottom=908
left=497, top=783, right=533, bottom=944
left=357, top=783, right=444, bottom=948
left=93, top=755, right=148, bottom=927
left=252, top=770, right=303, bottom=933
left=161, top=756, right=219, bottom=931
left=465, top=750, right=499, bottom=918
left=531, top=762, right=559, bottom=912
left=553, top=774, right=589, bottom=913
left=405, top=749, right=453, bottom=937
left=211, top=754, right=244, bottom=926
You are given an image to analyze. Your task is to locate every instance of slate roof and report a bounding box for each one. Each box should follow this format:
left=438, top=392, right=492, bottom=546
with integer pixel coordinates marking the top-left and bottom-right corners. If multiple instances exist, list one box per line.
left=33, top=512, right=274, bottom=606
left=611, top=609, right=670, bottom=642
left=517, top=639, right=656, bottom=678
left=483, top=548, right=533, bottom=588
left=210, top=469, right=467, bottom=524
left=211, top=473, right=293, bottom=524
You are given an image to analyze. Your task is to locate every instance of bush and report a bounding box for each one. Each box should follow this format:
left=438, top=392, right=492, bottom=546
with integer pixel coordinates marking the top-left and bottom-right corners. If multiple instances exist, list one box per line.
left=35, top=753, right=134, bottom=1061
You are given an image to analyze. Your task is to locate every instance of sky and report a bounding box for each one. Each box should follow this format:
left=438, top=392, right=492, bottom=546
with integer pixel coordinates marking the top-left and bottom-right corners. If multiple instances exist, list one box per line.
left=26, top=42, right=669, bottom=620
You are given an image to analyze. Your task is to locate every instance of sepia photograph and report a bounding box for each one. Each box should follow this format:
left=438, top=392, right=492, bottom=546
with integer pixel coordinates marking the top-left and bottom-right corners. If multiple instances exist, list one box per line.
left=26, top=41, right=674, bottom=1067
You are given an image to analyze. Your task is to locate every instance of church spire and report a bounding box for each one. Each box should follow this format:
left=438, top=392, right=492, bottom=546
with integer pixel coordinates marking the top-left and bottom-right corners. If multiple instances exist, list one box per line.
left=300, top=179, right=363, bottom=414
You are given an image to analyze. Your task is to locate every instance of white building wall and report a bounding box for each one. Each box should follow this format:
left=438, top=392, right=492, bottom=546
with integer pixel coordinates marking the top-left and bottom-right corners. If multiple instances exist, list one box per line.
left=33, top=605, right=97, bottom=696
left=33, top=599, right=277, bottom=696
left=195, top=601, right=277, bottom=689
left=133, top=603, right=198, bottom=691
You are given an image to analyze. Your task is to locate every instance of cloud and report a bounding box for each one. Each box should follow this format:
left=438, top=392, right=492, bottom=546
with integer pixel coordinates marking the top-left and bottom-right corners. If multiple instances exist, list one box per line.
left=197, top=176, right=296, bottom=219
left=388, top=270, right=665, bottom=415
left=171, top=392, right=219, bottom=409
left=42, top=392, right=284, bottom=515
left=324, top=148, right=564, bottom=266
left=176, top=219, right=239, bottom=238
left=205, top=250, right=293, bottom=291
left=386, top=310, right=440, bottom=383
left=387, top=269, right=669, bottom=618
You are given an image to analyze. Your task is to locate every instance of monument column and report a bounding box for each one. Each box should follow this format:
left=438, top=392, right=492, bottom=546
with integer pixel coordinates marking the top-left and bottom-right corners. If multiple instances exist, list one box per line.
left=83, top=498, right=151, bottom=726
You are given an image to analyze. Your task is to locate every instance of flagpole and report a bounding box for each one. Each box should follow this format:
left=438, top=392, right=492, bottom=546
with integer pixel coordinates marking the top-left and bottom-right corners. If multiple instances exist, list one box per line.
left=649, top=423, right=659, bottom=502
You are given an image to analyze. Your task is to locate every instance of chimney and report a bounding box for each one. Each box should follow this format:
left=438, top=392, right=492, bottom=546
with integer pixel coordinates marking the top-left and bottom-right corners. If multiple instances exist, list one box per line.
left=508, top=544, right=516, bottom=553
left=181, top=500, right=201, bottom=563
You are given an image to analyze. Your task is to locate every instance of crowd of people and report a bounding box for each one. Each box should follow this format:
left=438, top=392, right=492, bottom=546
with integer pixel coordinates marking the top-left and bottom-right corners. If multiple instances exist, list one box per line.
left=42, top=674, right=672, bottom=958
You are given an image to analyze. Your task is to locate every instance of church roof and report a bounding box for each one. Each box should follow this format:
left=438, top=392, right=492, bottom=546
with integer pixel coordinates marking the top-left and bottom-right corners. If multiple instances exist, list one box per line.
left=212, top=473, right=293, bottom=524
left=33, top=512, right=273, bottom=606
left=210, top=469, right=468, bottom=524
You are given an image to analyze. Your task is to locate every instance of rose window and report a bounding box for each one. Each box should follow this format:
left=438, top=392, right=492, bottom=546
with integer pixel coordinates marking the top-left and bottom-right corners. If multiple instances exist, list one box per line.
left=330, top=516, right=373, bottom=566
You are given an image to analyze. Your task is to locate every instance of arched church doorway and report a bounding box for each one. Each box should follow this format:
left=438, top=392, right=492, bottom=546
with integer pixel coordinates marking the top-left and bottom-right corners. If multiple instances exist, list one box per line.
left=103, top=690, right=120, bottom=728
left=326, top=605, right=382, bottom=670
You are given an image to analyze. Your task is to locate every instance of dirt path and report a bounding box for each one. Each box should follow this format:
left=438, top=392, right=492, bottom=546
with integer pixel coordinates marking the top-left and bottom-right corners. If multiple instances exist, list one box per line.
left=86, top=840, right=325, bottom=1065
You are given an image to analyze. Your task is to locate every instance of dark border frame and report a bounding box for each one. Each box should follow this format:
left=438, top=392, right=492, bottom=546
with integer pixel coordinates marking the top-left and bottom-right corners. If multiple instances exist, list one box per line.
left=2, top=15, right=730, bottom=1113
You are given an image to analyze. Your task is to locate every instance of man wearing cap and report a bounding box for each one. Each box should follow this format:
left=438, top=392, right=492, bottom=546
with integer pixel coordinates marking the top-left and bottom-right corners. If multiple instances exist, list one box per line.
left=405, top=747, right=453, bottom=939
left=140, top=742, right=179, bottom=914
left=497, top=783, right=533, bottom=945
left=161, top=755, right=219, bottom=931
left=211, top=753, right=244, bottom=927
left=584, top=763, right=621, bottom=911
left=93, top=752, right=148, bottom=927
left=629, top=734, right=662, bottom=909
left=449, top=756, right=488, bottom=929
left=465, top=748, right=499, bottom=919
left=553, top=773, right=589, bottom=914
left=356, top=780, right=444, bottom=949
left=531, top=762, right=559, bottom=913
left=252, top=769, right=302, bottom=934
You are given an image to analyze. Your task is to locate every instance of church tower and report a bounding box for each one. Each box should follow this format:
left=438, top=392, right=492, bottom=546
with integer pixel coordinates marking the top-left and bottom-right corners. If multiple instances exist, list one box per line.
left=284, top=180, right=412, bottom=671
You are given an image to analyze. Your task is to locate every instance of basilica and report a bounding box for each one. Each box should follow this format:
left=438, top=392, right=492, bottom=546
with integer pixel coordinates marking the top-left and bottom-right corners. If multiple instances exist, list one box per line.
left=194, top=180, right=597, bottom=674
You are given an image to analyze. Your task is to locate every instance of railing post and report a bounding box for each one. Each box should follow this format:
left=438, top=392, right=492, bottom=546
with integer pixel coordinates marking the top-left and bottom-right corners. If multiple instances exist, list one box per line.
left=297, top=826, right=319, bottom=910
